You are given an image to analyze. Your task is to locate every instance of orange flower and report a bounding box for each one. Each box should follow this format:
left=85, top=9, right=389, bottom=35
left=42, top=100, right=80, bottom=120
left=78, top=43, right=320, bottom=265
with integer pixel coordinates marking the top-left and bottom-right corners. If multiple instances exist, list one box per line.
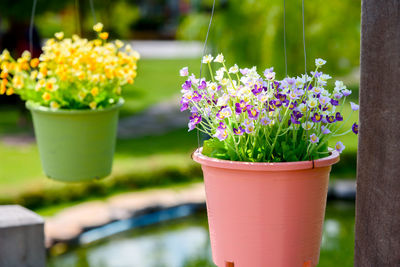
left=30, top=58, right=40, bottom=68
left=99, top=32, right=109, bottom=40
left=0, top=71, right=8, bottom=79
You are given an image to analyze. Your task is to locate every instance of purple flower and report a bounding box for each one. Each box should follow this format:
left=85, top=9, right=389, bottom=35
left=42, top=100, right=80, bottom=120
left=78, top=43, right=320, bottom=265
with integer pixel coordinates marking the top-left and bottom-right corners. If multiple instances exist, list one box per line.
left=330, top=99, right=339, bottom=106
left=352, top=122, right=358, bottom=134
left=188, top=112, right=202, bottom=131
left=335, top=141, right=345, bottom=153
left=311, top=113, right=322, bottom=123
left=263, top=67, right=274, bottom=76
left=321, top=125, right=331, bottom=134
left=247, top=107, right=259, bottom=120
left=310, top=134, right=319, bottom=144
left=213, top=128, right=228, bottom=141
left=260, top=117, right=272, bottom=125
left=342, top=89, right=352, bottom=96
left=233, top=126, right=245, bottom=135
left=311, top=71, right=322, bottom=78
left=326, top=115, right=336, bottom=123
left=216, top=106, right=232, bottom=120
left=288, top=101, right=297, bottom=110
left=192, top=91, right=202, bottom=102
left=235, top=100, right=248, bottom=114
left=252, top=85, right=263, bottom=96
left=350, top=102, right=359, bottom=111
left=180, top=97, right=189, bottom=111
left=334, top=92, right=343, bottom=99
left=290, top=114, right=301, bottom=125
left=304, top=84, right=313, bottom=91
left=319, top=96, right=330, bottom=106
left=276, top=93, right=287, bottom=102
left=182, top=80, right=192, bottom=91
left=198, top=80, right=207, bottom=90
left=244, top=123, right=255, bottom=134
left=335, top=112, right=343, bottom=121
left=218, top=122, right=227, bottom=130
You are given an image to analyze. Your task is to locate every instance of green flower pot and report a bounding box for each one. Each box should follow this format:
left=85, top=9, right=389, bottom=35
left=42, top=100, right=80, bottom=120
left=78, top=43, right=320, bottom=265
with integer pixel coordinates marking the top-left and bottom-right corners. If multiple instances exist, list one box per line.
left=26, top=99, right=124, bottom=182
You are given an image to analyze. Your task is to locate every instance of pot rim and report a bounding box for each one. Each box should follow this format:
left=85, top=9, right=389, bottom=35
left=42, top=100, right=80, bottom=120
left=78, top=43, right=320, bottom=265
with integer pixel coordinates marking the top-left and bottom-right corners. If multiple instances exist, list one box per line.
left=26, top=98, right=124, bottom=114
left=192, top=147, right=340, bottom=171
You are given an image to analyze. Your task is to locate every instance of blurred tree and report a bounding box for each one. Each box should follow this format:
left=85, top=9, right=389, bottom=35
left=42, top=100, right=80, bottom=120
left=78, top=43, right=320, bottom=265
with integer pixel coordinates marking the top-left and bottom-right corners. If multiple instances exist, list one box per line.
left=177, top=0, right=361, bottom=77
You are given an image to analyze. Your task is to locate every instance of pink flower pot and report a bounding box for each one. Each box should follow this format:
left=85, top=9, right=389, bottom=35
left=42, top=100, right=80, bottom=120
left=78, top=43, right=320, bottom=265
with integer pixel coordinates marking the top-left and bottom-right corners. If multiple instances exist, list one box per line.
left=193, top=149, right=340, bottom=267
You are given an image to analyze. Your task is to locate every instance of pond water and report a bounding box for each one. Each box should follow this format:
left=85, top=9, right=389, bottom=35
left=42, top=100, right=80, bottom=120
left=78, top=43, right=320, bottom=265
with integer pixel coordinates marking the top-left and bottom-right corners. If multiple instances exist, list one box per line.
left=48, top=201, right=355, bottom=267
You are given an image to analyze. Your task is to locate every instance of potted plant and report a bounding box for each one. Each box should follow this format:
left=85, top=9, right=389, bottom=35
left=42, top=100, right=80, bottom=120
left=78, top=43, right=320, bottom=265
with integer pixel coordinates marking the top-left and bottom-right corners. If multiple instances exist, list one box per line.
left=180, top=54, right=358, bottom=267
left=0, top=23, right=140, bottom=182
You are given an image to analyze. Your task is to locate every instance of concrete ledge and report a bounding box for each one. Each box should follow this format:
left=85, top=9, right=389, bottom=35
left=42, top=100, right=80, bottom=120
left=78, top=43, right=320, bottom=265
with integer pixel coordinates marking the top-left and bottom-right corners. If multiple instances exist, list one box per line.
left=0, top=205, right=45, bottom=267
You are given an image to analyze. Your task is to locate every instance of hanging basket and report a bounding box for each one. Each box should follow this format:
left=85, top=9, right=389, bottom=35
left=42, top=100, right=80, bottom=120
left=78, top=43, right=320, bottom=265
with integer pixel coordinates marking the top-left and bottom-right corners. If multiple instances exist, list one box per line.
left=193, top=148, right=339, bottom=267
left=26, top=99, right=123, bottom=182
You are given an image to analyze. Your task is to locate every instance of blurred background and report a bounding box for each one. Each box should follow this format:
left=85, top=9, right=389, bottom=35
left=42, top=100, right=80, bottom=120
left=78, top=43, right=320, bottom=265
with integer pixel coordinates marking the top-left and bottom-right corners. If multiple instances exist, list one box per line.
left=0, top=0, right=360, bottom=266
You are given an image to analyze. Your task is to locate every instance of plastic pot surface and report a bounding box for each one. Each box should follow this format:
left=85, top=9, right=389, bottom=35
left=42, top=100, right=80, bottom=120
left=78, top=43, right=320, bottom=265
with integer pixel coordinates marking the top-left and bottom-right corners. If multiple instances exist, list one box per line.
left=193, top=148, right=340, bottom=267
left=26, top=100, right=123, bottom=182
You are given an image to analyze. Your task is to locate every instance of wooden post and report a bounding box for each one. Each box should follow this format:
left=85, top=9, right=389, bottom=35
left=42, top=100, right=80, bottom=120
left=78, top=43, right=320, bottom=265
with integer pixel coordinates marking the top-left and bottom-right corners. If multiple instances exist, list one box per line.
left=355, top=0, right=400, bottom=265
left=225, top=262, right=234, bottom=267
left=0, top=205, right=45, bottom=267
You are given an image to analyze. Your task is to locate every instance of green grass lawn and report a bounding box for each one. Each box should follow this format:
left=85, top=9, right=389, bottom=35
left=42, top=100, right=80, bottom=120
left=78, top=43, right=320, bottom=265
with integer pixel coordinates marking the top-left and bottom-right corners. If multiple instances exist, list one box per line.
left=0, top=58, right=359, bottom=212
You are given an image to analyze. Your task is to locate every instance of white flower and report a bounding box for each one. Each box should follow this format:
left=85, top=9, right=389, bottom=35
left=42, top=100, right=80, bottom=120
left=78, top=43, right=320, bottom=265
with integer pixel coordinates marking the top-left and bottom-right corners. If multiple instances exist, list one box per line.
left=214, top=53, right=225, bottom=63
left=229, top=64, right=239, bottom=74
left=302, top=121, right=314, bottom=130
left=307, top=98, right=318, bottom=109
left=265, top=72, right=275, bottom=81
left=298, top=103, right=307, bottom=113
left=179, top=67, right=189, bottom=77
left=315, top=58, right=326, bottom=67
left=217, top=94, right=230, bottom=106
left=220, top=78, right=229, bottom=86
left=202, top=54, right=214, bottom=64
left=334, top=80, right=346, bottom=91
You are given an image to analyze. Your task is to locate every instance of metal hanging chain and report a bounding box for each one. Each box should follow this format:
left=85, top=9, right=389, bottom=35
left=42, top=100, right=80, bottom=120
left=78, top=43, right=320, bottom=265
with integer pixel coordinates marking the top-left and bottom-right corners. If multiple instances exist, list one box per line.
left=283, top=0, right=288, bottom=77
left=89, top=0, right=97, bottom=24
left=29, top=0, right=38, bottom=53
left=197, top=0, right=216, bottom=149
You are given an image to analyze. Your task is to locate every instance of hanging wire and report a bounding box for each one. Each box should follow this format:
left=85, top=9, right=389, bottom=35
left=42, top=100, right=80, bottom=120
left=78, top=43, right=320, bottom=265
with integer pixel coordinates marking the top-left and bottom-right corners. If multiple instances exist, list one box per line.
left=29, top=0, right=38, bottom=53
left=75, top=0, right=81, bottom=36
left=302, top=0, right=307, bottom=73
left=89, top=0, right=97, bottom=24
left=283, top=0, right=287, bottom=77
left=197, top=0, right=216, bottom=149
left=301, top=0, right=312, bottom=165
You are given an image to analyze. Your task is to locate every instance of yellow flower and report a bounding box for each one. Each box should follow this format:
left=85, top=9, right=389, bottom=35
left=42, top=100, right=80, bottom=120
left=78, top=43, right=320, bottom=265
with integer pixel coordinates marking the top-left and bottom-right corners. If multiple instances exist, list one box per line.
left=78, top=91, right=86, bottom=100
left=12, top=75, right=24, bottom=89
left=115, top=40, right=124, bottom=49
left=89, top=101, right=97, bottom=109
left=35, top=79, right=46, bottom=91
left=93, top=22, right=104, bottom=32
left=99, top=32, right=109, bottom=40
left=91, top=87, right=99, bottom=97
left=42, top=92, right=51, bottom=101
left=55, top=32, right=64, bottom=40
left=50, top=101, right=60, bottom=110
left=6, top=88, right=14, bottom=95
